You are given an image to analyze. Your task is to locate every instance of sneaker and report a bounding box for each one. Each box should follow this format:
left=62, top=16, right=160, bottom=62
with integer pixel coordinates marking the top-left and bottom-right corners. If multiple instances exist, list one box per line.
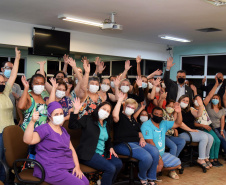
left=215, top=160, right=223, bottom=167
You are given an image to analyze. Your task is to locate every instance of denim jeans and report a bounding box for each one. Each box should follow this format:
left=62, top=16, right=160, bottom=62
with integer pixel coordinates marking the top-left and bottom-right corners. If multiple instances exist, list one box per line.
left=179, top=130, right=213, bottom=159
left=165, top=136, right=186, bottom=157
left=80, top=153, right=122, bottom=185
left=114, top=142, right=159, bottom=181
left=214, top=128, right=226, bottom=155
left=0, top=133, right=5, bottom=182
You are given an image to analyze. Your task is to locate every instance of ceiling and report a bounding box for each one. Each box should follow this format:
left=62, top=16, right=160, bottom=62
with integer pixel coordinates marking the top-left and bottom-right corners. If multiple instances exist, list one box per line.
left=0, top=0, right=226, bottom=46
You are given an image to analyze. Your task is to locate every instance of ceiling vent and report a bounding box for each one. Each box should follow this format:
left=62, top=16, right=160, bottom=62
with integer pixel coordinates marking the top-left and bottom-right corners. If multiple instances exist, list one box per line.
left=196, top=27, right=222, bottom=32
left=204, top=0, right=226, bottom=6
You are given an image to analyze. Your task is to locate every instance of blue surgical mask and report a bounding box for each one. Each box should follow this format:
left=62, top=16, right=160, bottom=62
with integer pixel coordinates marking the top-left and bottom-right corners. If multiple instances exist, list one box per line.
left=212, top=99, right=219, bottom=105
left=4, top=69, right=11, bottom=78
left=142, top=82, right=147, bottom=89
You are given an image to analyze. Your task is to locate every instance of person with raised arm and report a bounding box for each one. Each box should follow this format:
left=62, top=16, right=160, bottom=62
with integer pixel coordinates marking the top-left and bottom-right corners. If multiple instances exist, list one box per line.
left=69, top=98, right=122, bottom=185
left=23, top=101, right=89, bottom=185
left=0, top=47, right=21, bottom=181
left=112, top=92, right=159, bottom=185
left=163, top=57, right=193, bottom=103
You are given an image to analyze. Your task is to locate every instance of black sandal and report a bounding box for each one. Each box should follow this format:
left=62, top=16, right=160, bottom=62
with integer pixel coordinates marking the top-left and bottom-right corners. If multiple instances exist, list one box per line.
left=197, top=162, right=210, bottom=169
left=148, top=180, right=157, bottom=185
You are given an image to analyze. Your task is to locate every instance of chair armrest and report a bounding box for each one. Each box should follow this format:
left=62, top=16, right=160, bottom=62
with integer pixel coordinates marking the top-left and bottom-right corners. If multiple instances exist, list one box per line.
left=122, top=142, right=133, bottom=158
left=0, top=160, right=9, bottom=183
left=184, top=131, right=193, bottom=144
left=13, top=159, right=45, bottom=184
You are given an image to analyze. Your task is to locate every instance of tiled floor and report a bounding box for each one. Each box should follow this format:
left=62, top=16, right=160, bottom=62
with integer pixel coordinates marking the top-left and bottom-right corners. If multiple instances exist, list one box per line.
left=158, top=159, right=226, bottom=185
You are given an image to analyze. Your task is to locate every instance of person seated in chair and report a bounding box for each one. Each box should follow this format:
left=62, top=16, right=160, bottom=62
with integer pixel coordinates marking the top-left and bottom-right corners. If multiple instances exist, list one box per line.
left=23, top=101, right=89, bottom=185
left=141, top=105, right=182, bottom=180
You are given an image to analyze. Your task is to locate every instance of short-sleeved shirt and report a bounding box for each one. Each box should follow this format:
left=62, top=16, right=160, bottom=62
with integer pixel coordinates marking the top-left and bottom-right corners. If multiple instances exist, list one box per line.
left=191, top=107, right=212, bottom=126
left=95, top=121, right=108, bottom=155
left=113, top=113, right=141, bottom=144
left=9, top=83, right=22, bottom=119
left=141, top=119, right=174, bottom=156
left=206, top=103, right=225, bottom=128
left=0, top=83, right=14, bottom=133
left=33, top=123, right=74, bottom=180
left=21, top=94, right=47, bottom=131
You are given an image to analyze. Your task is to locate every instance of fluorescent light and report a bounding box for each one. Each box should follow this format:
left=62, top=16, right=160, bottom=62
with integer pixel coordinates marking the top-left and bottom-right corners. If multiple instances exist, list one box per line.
left=159, top=35, right=192, bottom=42
left=58, top=14, right=103, bottom=27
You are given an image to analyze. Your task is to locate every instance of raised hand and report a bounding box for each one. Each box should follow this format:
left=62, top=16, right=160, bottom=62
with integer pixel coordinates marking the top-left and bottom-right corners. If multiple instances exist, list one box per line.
left=63, top=54, right=69, bottom=63
left=136, top=55, right=142, bottom=63
left=202, top=76, right=206, bottom=85
left=154, top=69, right=163, bottom=76
left=68, top=57, right=76, bottom=67
left=73, top=97, right=83, bottom=113
left=174, top=102, right=181, bottom=113
left=136, top=76, right=142, bottom=87
left=81, top=56, right=89, bottom=64
left=118, top=92, right=125, bottom=102
left=49, top=78, right=58, bottom=89
left=94, top=57, right=101, bottom=66
left=21, top=75, right=29, bottom=89
left=37, top=61, right=46, bottom=66
left=152, top=77, right=161, bottom=86
left=166, top=57, right=175, bottom=70
left=125, top=60, right=132, bottom=71
left=15, top=47, right=21, bottom=59
left=160, top=92, right=167, bottom=100
left=190, top=84, right=197, bottom=92
left=196, top=96, right=204, bottom=106
left=32, top=109, right=39, bottom=122
left=114, top=76, right=121, bottom=87
left=83, top=60, right=90, bottom=74
left=98, top=61, right=106, bottom=74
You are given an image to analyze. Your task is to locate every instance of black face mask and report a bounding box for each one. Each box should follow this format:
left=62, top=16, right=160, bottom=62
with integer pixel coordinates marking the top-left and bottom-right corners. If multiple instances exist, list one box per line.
left=0, top=85, right=5, bottom=92
left=178, top=78, right=186, bottom=84
left=152, top=115, right=163, bottom=124
left=218, top=78, right=223, bottom=84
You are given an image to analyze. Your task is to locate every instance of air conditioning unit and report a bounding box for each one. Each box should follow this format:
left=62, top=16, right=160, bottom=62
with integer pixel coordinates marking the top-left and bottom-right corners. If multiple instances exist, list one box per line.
left=204, top=0, right=226, bottom=6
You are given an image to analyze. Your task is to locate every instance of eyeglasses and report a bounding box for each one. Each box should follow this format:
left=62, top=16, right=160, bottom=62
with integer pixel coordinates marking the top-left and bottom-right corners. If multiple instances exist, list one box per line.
left=127, top=106, right=135, bottom=110
left=4, top=66, right=13, bottom=70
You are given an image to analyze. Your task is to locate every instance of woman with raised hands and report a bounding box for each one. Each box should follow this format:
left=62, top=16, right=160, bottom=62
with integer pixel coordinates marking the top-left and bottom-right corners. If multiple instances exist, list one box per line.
left=46, top=78, right=73, bottom=121
left=23, top=101, right=89, bottom=185
left=69, top=98, right=122, bottom=185
left=112, top=92, right=159, bottom=185
left=0, top=47, right=21, bottom=181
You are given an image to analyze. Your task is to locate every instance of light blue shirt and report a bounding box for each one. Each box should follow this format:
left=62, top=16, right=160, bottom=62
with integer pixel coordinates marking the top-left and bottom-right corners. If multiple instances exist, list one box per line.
left=176, top=83, right=186, bottom=102
left=95, top=121, right=108, bottom=155
left=141, top=119, right=174, bottom=156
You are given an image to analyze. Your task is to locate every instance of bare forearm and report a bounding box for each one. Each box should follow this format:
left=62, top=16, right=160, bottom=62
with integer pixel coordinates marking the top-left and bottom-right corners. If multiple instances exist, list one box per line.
left=8, top=56, right=19, bottom=86
left=18, top=87, right=29, bottom=110
left=70, top=142, right=80, bottom=168
left=112, top=101, right=122, bottom=122
left=179, top=122, right=193, bottom=132
left=137, top=63, right=141, bottom=76
left=62, top=63, right=68, bottom=75
left=23, top=121, right=35, bottom=144
left=81, top=72, right=89, bottom=92
left=120, top=69, right=129, bottom=80
left=175, top=112, right=182, bottom=126
left=48, top=87, right=56, bottom=104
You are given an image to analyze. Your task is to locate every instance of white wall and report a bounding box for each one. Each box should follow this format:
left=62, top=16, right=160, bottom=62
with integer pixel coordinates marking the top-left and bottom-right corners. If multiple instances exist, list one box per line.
left=0, top=19, right=168, bottom=61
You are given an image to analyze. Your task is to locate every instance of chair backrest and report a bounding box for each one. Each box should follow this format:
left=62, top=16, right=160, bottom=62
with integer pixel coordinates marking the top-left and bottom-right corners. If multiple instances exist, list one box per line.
left=2, top=125, right=28, bottom=168
left=63, top=121, right=82, bottom=148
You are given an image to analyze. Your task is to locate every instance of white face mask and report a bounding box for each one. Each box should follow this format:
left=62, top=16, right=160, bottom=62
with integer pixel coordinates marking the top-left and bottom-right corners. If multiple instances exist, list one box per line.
left=101, top=84, right=110, bottom=92
left=194, top=100, right=199, bottom=107
left=33, top=85, right=44, bottom=95
left=166, top=107, right=174, bottom=114
left=89, top=84, right=99, bottom=93
left=110, top=81, right=115, bottom=88
left=125, top=107, right=134, bottom=116
left=161, top=83, right=166, bottom=88
left=148, top=82, right=153, bottom=89
left=56, top=90, right=65, bottom=99
left=75, top=79, right=78, bottom=84
left=98, top=109, right=110, bottom=120
left=52, top=115, right=64, bottom=125
left=140, top=116, right=148, bottom=123
left=180, top=102, right=188, bottom=109
left=121, top=86, right=130, bottom=93
left=155, top=87, right=160, bottom=93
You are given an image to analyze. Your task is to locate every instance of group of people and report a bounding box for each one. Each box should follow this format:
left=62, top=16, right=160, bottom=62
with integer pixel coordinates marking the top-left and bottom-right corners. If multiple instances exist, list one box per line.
left=1, top=48, right=226, bottom=185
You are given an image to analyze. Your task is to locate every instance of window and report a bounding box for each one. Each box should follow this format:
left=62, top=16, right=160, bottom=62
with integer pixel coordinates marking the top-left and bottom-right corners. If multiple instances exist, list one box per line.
left=47, top=60, right=60, bottom=75
left=186, top=78, right=203, bottom=97
left=182, top=56, right=205, bottom=75
left=61, top=62, right=72, bottom=75
left=208, top=55, right=226, bottom=75
left=145, top=60, right=163, bottom=76
left=112, top=61, right=125, bottom=76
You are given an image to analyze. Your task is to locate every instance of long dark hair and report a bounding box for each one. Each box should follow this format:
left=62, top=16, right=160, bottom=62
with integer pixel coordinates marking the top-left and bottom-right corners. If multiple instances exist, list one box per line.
left=91, top=101, right=113, bottom=124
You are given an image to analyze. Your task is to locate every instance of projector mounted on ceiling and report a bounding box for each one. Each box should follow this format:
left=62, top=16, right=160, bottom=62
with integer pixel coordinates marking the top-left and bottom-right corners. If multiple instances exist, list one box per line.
left=101, top=12, right=123, bottom=30
left=204, top=0, right=226, bottom=6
